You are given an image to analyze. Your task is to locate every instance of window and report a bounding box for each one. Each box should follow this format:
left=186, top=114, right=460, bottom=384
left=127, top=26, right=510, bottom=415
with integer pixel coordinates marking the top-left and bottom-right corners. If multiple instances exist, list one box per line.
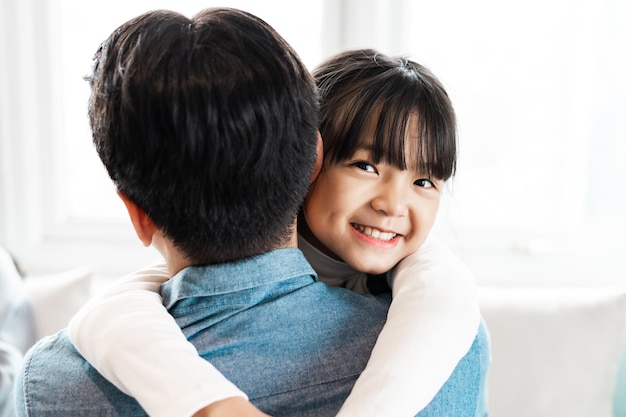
left=1, top=0, right=624, bottom=283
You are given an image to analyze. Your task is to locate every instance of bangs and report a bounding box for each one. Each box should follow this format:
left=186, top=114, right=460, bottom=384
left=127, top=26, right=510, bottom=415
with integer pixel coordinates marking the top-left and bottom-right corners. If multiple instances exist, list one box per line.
left=372, top=93, right=457, bottom=181
left=317, top=51, right=457, bottom=181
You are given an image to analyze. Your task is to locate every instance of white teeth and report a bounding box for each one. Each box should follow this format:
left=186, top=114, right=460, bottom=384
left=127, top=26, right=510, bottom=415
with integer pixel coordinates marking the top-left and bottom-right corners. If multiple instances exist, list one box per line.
left=356, top=225, right=397, bottom=241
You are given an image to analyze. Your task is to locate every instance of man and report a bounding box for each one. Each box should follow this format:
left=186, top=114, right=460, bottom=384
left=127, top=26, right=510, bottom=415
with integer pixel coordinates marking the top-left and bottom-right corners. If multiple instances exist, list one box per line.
left=15, top=8, right=488, bottom=416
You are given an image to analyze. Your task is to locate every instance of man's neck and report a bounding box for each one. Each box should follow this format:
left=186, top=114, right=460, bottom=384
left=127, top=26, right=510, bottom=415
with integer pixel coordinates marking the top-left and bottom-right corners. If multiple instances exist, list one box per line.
left=158, top=219, right=300, bottom=277
left=151, top=234, right=191, bottom=277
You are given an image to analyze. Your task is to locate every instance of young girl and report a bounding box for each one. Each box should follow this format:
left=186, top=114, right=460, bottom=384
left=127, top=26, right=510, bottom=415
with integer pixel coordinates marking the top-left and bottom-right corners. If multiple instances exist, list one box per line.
left=68, top=49, right=486, bottom=417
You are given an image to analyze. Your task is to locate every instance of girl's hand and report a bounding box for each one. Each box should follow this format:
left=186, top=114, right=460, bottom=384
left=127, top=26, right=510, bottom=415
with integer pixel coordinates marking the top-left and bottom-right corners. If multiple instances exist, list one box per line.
left=192, top=397, right=272, bottom=417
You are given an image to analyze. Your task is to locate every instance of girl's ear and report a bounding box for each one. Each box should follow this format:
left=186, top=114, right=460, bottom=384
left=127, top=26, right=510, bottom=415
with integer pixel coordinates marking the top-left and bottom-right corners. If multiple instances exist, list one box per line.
left=310, top=131, right=324, bottom=183
left=117, top=192, right=157, bottom=247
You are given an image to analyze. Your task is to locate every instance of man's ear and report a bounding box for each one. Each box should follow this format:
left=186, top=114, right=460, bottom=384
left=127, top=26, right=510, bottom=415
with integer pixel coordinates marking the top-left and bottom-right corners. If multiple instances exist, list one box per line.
left=118, top=192, right=157, bottom=247
left=310, top=131, right=324, bottom=183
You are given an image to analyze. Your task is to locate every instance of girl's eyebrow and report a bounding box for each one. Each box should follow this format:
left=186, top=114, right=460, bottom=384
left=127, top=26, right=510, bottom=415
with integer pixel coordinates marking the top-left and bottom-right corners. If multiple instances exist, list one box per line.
left=351, top=146, right=374, bottom=159
left=354, top=143, right=375, bottom=153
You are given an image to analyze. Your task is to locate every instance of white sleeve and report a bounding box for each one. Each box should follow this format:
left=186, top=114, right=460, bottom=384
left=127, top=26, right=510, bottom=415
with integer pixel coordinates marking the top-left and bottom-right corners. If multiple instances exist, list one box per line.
left=335, top=236, right=481, bottom=417
left=66, top=262, right=247, bottom=417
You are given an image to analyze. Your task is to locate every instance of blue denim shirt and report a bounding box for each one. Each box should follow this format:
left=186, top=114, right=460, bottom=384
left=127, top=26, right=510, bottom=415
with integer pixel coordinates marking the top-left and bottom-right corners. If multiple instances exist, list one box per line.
left=15, top=248, right=489, bottom=416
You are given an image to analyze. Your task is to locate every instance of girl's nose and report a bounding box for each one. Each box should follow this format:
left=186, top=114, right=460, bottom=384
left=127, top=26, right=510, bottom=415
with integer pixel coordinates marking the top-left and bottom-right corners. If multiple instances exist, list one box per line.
left=370, top=183, right=408, bottom=217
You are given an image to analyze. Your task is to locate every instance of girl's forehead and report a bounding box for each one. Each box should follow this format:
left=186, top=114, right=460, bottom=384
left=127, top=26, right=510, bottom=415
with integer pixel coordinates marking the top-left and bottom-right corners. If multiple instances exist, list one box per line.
left=354, top=113, right=423, bottom=168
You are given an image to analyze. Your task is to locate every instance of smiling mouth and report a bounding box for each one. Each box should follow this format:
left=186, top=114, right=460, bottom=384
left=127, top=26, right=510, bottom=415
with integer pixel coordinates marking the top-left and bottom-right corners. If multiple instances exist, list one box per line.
left=352, top=224, right=398, bottom=241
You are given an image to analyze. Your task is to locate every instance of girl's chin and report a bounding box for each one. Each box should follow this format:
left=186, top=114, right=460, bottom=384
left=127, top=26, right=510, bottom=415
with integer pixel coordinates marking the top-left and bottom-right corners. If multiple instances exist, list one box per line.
left=346, top=259, right=395, bottom=275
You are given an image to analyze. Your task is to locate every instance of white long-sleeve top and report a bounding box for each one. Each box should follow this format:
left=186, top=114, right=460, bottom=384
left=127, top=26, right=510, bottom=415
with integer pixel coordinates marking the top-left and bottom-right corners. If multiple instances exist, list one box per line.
left=67, top=235, right=480, bottom=417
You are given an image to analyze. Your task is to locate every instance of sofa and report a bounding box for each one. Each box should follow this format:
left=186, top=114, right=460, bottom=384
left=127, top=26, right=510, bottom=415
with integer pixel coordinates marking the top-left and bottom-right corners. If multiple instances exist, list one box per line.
left=24, top=268, right=626, bottom=417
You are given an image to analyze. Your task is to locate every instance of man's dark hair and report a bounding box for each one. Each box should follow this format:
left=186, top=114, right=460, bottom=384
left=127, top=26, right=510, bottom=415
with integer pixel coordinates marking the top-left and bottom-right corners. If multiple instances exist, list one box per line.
left=88, top=8, right=319, bottom=264
left=313, top=49, right=457, bottom=181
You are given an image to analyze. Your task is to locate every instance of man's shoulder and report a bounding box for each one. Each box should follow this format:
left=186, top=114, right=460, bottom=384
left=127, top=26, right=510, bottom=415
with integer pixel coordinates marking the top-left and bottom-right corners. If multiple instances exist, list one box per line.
left=282, top=280, right=391, bottom=328
left=16, top=330, right=144, bottom=417
left=19, top=330, right=81, bottom=381
left=417, top=321, right=491, bottom=417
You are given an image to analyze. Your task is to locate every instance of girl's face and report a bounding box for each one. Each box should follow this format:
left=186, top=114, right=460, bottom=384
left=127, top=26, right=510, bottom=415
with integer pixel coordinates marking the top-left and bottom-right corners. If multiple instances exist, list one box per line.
left=303, top=136, right=442, bottom=275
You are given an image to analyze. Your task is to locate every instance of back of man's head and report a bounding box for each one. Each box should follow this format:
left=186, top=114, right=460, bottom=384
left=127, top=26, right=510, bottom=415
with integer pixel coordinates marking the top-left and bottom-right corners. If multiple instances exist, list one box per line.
left=88, top=8, right=319, bottom=264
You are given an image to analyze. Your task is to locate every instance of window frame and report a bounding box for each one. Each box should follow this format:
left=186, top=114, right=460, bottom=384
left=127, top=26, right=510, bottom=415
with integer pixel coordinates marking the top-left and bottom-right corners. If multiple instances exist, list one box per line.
left=0, top=0, right=164, bottom=274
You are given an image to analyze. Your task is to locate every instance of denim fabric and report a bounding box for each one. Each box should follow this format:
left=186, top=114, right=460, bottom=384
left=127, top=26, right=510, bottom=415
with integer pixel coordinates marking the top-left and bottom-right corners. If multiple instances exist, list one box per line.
left=16, top=249, right=490, bottom=416
left=419, top=322, right=490, bottom=417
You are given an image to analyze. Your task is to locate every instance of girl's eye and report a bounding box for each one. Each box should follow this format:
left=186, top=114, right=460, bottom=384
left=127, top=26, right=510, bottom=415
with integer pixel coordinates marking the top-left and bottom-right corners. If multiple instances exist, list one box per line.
left=353, top=161, right=377, bottom=173
left=414, top=178, right=435, bottom=188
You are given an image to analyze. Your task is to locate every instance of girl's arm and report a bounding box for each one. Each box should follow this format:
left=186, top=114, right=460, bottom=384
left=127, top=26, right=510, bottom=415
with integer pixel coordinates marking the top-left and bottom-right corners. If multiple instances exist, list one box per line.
left=67, top=263, right=260, bottom=417
left=335, top=236, right=481, bottom=417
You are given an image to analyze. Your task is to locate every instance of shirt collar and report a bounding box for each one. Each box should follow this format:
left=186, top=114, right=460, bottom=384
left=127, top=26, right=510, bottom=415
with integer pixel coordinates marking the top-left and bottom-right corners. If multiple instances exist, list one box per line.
left=161, top=248, right=316, bottom=309
left=297, top=233, right=366, bottom=283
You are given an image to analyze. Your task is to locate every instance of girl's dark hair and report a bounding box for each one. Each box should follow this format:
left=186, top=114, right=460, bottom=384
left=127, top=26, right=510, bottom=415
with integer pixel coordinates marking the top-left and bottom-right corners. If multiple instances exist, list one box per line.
left=313, top=49, right=456, bottom=180
left=88, top=8, right=319, bottom=264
